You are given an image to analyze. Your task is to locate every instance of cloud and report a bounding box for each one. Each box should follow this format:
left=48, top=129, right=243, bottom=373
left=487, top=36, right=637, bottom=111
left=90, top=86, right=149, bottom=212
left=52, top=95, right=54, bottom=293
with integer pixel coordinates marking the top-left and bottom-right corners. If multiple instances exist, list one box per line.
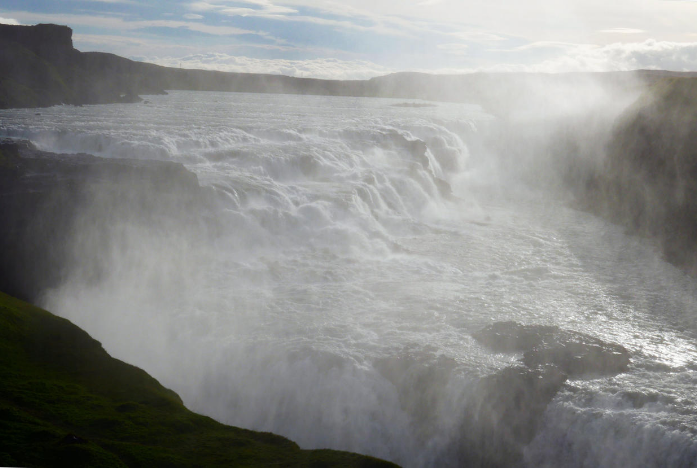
left=449, top=31, right=506, bottom=42
left=137, top=52, right=393, bottom=79
left=190, top=0, right=297, bottom=16
left=187, top=0, right=413, bottom=37
left=538, top=39, right=697, bottom=72
left=183, top=13, right=204, bottom=20
left=437, top=43, right=470, bottom=55
left=478, top=39, right=697, bottom=73
left=0, top=16, right=20, bottom=25
left=80, top=0, right=136, bottom=3
left=3, top=10, right=268, bottom=37
left=600, top=28, right=645, bottom=34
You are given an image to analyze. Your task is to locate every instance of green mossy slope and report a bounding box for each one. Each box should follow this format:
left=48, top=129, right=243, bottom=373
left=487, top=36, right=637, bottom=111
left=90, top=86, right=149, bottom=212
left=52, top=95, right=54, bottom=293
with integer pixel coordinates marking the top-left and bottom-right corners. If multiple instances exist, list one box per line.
left=0, top=291, right=398, bottom=468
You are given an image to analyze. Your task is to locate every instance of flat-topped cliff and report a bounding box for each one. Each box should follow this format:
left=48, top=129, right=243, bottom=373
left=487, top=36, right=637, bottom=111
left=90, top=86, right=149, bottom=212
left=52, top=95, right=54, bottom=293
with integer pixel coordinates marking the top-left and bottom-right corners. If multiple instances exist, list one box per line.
left=0, top=23, right=73, bottom=57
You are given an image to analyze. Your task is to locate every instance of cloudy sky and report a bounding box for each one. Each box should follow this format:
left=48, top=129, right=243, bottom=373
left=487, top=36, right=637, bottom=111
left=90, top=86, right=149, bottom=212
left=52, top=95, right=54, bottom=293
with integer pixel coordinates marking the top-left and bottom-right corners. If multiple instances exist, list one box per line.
left=3, top=0, right=697, bottom=79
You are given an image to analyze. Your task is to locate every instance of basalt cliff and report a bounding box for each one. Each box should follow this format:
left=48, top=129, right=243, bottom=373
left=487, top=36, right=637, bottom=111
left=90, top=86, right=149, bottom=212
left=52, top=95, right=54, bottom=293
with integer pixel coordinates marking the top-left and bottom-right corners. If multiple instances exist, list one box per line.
left=579, top=78, right=697, bottom=273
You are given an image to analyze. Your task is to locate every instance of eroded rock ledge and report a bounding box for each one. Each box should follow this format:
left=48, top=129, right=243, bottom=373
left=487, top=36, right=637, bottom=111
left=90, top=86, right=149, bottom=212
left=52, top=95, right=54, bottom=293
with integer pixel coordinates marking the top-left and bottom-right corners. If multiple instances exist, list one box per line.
left=455, top=321, right=631, bottom=466
left=473, top=321, right=630, bottom=377
left=0, top=139, right=214, bottom=302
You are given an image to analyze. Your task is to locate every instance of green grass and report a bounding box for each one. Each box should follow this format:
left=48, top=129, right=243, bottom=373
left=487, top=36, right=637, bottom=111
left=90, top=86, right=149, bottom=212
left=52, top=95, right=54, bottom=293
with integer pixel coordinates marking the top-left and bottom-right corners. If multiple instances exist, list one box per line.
left=0, top=292, right=398, bottom=467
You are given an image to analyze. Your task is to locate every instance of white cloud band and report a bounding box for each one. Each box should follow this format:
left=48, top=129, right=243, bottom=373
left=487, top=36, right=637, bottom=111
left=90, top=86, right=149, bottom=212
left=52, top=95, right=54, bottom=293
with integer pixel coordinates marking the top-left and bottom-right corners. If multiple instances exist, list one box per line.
left=136, top=52, right=394, bottom=80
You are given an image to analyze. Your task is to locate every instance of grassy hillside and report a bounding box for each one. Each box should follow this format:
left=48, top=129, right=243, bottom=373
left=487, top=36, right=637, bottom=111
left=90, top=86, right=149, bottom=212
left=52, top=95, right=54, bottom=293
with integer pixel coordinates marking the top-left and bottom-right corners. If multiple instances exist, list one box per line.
left=0, top=291, right=397, bottom=467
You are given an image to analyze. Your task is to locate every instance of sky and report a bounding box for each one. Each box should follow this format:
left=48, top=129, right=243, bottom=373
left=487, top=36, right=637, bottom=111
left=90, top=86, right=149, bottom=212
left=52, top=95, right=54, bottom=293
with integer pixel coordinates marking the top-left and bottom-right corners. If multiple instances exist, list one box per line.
left=3, top=0, right=697, bottom=79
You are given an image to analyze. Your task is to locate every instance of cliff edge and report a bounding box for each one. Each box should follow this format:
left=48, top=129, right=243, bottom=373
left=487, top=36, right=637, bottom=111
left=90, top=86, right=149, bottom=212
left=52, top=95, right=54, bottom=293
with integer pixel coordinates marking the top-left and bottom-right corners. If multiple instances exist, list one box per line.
left=582, top=77, right=697, bottom=271
left=0, top=24, right=162, bottom=108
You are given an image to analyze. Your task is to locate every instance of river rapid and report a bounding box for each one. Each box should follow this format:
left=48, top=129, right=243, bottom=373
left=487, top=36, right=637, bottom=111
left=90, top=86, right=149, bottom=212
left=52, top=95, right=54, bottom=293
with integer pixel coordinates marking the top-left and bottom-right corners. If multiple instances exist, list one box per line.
left=1, top=91, right=696, bottom=467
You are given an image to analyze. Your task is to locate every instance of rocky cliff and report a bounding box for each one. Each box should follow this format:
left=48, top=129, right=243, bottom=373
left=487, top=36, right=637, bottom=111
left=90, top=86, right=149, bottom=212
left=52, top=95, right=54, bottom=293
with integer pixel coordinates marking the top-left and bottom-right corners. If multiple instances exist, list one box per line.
left=0, top=139, right=214, bottom=303
left=0, top=23, right=73, bottom=57
left=579, top=78, right=697, bottom=272
left=0, top=24, right=163, bottom=108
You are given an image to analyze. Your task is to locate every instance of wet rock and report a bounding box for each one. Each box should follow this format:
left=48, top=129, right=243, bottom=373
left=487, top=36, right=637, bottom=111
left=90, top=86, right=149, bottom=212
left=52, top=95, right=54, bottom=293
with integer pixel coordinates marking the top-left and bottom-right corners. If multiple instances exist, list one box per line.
left=472, top=321, right=559, bottom=353
left=449, top=365, right=567, bottom=467
left=522, top=337, right=630, bottom=377
left=618, top=390, right=661, bottom=409
left=473, top=321, right=630, bottom=377
left=374, top=349, right=458, bottom=441
left=117, top=92, right=143, bottom=103
left=0, top=139, right=216, bottom=302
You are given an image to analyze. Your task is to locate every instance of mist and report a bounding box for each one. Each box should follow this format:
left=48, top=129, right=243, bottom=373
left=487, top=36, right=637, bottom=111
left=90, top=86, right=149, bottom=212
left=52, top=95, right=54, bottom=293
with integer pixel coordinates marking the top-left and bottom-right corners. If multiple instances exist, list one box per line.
left=2, top=73, right=696, bottom=467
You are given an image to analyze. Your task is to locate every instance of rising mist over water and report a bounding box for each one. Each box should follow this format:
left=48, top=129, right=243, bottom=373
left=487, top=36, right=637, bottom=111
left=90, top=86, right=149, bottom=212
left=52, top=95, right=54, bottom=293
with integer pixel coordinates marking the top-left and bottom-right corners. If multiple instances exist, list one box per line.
left=2, top=87, right=697, bottom=467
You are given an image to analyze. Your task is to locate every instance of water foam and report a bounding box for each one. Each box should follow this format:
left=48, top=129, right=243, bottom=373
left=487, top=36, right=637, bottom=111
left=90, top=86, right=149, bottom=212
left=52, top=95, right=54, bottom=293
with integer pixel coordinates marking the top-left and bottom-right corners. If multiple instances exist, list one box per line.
left=1, top=91, right=696, bottom=467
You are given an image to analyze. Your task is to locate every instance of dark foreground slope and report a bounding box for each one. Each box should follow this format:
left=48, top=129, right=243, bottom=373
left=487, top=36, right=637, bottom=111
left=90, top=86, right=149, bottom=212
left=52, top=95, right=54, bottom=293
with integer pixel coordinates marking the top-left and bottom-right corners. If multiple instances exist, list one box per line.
left=0, top=140, right=397, bottom=467
left=580, top=78, right=697, bottom=272
left=0, top=291, right=397, bottom=468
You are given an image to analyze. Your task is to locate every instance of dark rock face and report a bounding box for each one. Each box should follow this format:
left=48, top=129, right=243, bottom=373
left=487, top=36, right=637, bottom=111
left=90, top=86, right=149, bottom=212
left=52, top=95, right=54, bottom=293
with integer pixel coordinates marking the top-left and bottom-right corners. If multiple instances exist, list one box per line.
left=0, top=139, right=214, bottom=303
left=580, top=78, right=697, bottom=272
left=473, top=321, right=630, bottom=377
left=442, top=365, right=567, bottom=467
left=451, top=321, right=630, bottom=465
left=472, top=321, right=559, bottom=354
left=0, top=24, right=167, bottom=108
left=0, top=24, right=73, bottom=58
left=521, top=338, right=630, bottom=377
left=374, top=350, right=459, bottom=443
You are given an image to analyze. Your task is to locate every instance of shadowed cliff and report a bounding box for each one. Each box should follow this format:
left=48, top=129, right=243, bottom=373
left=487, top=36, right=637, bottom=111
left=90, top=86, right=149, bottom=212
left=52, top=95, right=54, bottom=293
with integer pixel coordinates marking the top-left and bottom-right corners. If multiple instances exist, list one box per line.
left=0, top=139, right=216, bottom=303
left=580, top=78, right=697, bottom=272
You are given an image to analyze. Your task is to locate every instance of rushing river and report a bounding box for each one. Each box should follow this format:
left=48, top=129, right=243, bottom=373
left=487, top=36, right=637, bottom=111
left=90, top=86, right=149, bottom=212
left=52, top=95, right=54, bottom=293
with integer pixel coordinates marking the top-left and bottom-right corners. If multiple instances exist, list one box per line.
left=1, top=91, right=697, bottom=467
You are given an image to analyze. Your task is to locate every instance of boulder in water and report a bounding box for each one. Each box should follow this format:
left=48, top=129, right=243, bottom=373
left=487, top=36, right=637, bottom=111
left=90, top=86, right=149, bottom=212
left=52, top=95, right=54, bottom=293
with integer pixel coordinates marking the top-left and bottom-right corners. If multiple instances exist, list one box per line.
left=472, top=321, right=558, bottom=353
left=473, top=321, right=630, bottom=377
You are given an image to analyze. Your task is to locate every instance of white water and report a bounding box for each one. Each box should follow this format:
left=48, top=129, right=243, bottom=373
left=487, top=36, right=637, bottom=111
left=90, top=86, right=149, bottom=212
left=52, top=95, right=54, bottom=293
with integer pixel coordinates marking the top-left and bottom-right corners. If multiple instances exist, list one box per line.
left=2, top=91, right=697, bottom=467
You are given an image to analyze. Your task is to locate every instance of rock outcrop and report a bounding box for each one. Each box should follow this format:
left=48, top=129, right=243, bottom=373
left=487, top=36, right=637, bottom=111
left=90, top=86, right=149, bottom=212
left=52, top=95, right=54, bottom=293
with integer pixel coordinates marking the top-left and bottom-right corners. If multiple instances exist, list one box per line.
left=452, top=365, right=567, bottom=467
left=456, top=321, right=631, bottom=466
left=0, top=23, right=73, bottom=57
left=473, top=321, right=630, bottom=377
left=581, top=77, right=697, bottom=272
left=0, top=24, right=165, bottom=107
left=0, top=139, right=213, bottom=303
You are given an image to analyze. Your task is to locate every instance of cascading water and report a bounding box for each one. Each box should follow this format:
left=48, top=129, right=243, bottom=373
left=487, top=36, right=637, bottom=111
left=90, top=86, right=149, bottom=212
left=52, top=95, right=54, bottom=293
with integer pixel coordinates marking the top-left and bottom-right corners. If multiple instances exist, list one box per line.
left=1, top=91, right=696, bottom=467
